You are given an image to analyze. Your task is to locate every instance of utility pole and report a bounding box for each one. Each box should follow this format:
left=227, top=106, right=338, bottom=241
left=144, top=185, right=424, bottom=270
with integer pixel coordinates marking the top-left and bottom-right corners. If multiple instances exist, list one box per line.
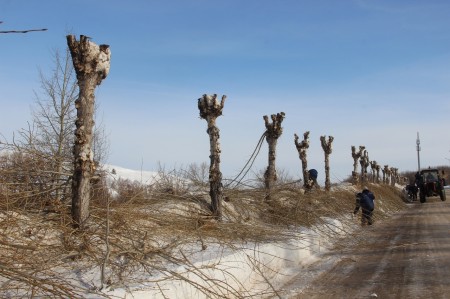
left=416, top=132, right=421, bottom=172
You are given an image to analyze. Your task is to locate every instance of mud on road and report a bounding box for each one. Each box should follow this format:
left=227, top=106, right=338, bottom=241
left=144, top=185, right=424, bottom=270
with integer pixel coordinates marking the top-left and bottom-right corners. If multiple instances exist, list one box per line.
left=285, top=193, right=450, bottom=299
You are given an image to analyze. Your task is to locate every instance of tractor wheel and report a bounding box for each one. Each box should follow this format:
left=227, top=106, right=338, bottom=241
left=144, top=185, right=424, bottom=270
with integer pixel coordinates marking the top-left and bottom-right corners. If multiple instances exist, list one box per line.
left=440, top=190, right=446, bottom=201
left=420, top=193, right=426, bottom=203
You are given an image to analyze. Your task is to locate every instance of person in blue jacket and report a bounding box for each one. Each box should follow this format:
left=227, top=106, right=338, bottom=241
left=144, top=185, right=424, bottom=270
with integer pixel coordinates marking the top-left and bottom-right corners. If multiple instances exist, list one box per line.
left=308, top=168, right=319, bottom=189
left=353, top=187, right=375, bottom=225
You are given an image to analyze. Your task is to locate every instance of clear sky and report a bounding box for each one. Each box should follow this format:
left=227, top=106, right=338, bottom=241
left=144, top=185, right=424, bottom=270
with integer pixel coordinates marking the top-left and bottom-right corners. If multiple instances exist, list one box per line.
left=1, top=0, right=449, bottom=183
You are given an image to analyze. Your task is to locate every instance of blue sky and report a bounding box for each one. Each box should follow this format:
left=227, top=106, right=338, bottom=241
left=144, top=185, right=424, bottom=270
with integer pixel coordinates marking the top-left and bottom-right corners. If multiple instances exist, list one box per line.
left=1, top=0, right=449, bottom=183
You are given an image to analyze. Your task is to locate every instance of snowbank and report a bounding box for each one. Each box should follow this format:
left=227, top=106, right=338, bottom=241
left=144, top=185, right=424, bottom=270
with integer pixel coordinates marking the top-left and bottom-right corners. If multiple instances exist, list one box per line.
left=99, top=218, right=348, bottom=298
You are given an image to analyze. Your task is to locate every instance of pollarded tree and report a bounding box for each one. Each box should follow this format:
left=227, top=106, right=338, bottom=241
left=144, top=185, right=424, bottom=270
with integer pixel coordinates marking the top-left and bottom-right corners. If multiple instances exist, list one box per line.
left=383, top=165, right=390, bottom=184
left=351, top=146, right=365, bottom=185
left=67, top=35, right=110, bottom=228
left=320, top=135, right=334, bottom=191
left=198, top=94, right=226, bottom=219
left=294, top=131, right=310, bottom=189
left=370, top=161, right=377, bottom=183
left=375, top=163, right=381, bottom=183
left=263, top=112, right=285, bottom=201
left=359, top=149, right=370, bottom=184
left=391, top=167, right=398, bottom=186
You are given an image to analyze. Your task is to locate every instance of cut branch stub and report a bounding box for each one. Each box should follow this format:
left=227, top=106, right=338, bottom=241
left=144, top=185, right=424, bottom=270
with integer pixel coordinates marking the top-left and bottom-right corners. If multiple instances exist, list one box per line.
left=264, top=112, right=285, bottom=139
left=66, top=35, right=111, bottom=85
left=198, top=94, right=226, bottom=120
left=320, top=135, right=334, bottom=155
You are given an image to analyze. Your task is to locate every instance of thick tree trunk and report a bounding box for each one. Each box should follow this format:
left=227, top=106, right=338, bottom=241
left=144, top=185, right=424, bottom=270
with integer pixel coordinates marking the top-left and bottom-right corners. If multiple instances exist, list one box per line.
left=320, top=135, right=334, bottom=191
left=198, top=94, right=226, bottom=219
left=263, top=112, right=285, bottom=201
left=295, top=131, right=310, bottom=190
left=67, top=35, right=110, bottom=228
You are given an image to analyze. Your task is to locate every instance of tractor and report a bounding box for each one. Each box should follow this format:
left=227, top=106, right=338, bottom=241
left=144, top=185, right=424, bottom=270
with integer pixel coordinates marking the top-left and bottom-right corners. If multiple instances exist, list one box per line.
left=417, top=168, right=446, bottom=203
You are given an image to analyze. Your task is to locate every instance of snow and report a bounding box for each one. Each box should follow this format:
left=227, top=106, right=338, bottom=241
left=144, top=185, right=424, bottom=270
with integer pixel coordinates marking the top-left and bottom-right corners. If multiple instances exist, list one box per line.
left=100, top=224, right=345, bottom=298
left=103, top=164, right=159, bottom=185
left=0, top=164, right=363, bottom=298
left=91, top=165, right=356, bottom=298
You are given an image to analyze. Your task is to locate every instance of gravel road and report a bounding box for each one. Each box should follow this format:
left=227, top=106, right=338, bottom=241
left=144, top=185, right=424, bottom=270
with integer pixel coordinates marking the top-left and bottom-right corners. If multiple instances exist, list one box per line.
left=286, top=191, right=450, bottom=299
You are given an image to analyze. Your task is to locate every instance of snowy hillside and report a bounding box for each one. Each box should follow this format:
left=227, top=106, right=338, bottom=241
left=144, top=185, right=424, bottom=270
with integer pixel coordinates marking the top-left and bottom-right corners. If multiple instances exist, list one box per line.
left=103, top=164, right=159, bottom=185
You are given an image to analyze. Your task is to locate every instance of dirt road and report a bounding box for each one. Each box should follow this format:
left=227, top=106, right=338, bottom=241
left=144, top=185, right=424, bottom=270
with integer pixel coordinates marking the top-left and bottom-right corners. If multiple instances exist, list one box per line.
left=286, top=194, right=450, bottom=299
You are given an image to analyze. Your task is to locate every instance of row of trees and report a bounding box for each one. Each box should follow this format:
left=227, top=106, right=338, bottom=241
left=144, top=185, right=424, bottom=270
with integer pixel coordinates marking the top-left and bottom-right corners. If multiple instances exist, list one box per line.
left=1, top=33, right=404, bottom=229
left=351, top=145, right=400, bottom=186
left=198, top=95, right=338, bottom=218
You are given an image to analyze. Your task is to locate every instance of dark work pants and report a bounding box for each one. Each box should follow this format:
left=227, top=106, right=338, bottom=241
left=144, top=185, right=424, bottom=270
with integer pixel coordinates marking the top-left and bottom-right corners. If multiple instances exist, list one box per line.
left=361, top=208, right=373, bottom=225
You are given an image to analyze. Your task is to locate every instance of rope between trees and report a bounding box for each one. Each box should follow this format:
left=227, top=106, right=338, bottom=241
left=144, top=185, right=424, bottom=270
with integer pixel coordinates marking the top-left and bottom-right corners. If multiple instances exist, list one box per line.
left=225, top=131, right=267, bottom=189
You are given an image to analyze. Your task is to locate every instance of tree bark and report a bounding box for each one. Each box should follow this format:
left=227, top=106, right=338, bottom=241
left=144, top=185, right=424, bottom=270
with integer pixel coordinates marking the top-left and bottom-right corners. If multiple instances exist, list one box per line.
left=295, top=131, right=310, bottom=190
left=263, top=112, right=285, bottom=201
left=67, top=35, right=110, bottom=228
left=198, top=94, right=226, bottom=219
left=320, top=135, right=334, bottom=191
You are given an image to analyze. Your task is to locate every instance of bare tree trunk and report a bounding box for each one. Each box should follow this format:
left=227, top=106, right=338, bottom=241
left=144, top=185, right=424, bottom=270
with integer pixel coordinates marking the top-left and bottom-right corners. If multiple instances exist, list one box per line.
left=351, top=146, right=365, bottom=185
left=294, top=131, right=310, bottom=190
left=263, top=112, right=285, bottom=201
left=370, top=161, right=377, bottom=183
left=320, top=135, right=334, bottom=191
left=67, top=35, right=110, bottom=228
left=391, top=167, right=398, bottom=186
left=359, top=149, right=369, bottom=184
left=375, top=164, right=381, bottom=184
left=363, top=151, right=370, bottom=184
left=383, top=165, right=390, bottom=184
left=198, top=94, right=226, bottom=219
